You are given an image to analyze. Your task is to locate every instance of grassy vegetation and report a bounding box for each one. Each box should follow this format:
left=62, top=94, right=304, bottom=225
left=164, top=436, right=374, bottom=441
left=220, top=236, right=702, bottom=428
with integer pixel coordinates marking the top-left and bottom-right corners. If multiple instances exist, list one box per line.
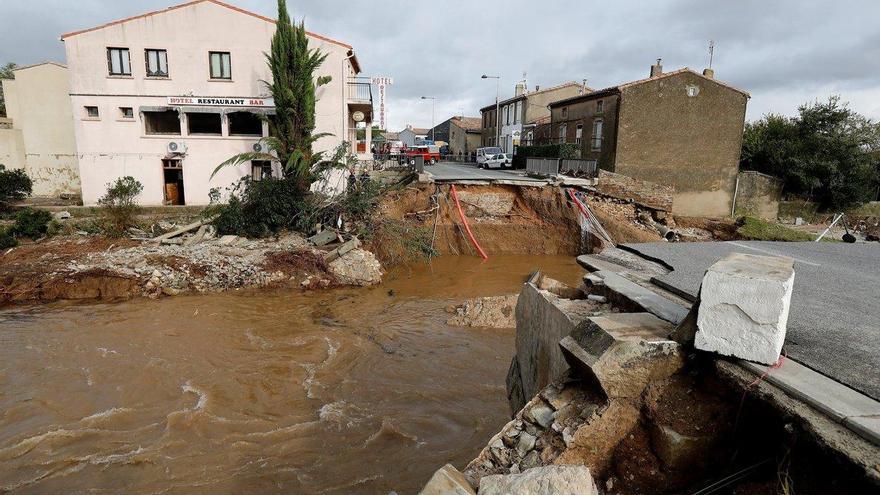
left=778, top=200, right=880, bottom=223
left=736, top=216, right=819, bottom=242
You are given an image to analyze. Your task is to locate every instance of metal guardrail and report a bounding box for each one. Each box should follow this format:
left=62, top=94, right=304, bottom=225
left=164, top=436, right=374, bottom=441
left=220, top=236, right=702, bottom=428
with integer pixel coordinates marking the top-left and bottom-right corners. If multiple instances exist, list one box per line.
left=526, top=157, right=560, bottom=177
left=526, top=157, right=598, bottom=178
left=560, top=159, right=598, bottom=177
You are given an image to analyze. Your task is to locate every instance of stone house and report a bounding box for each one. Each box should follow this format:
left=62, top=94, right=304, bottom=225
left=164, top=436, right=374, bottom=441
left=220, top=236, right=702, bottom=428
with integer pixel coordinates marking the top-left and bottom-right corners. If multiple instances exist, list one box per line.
left=549, top=62, right=749, bottom=217
left=0, top=62, right=80, bottom=198
left=480, top=81, right=588, bottom=152
left=427, top=116, right=481, bottom=157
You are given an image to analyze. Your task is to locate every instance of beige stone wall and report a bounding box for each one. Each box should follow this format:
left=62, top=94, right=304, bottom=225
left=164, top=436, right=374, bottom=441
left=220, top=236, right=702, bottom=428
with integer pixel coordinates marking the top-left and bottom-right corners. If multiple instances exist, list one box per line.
left=615, top=71, right=748, bottom=217
left=596, top=170, right=674, bottom=211
left=0, top=65, right=80, bottom=197
left=735, top=171, right=783, bottom=220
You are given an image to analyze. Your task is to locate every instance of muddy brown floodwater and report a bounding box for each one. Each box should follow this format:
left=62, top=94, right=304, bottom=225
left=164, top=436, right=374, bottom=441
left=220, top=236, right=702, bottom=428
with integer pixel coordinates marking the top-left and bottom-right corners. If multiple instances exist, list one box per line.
left=0, top=254, right=582, bottom=494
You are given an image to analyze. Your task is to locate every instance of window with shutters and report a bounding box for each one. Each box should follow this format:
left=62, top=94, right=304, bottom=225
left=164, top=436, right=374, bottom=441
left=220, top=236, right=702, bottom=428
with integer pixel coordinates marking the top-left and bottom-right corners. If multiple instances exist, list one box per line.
left=145, top=49, right=169, bottom=77
left=107, top=48, right=131, bottom=76
left=209, top=51, right=232, bottom=80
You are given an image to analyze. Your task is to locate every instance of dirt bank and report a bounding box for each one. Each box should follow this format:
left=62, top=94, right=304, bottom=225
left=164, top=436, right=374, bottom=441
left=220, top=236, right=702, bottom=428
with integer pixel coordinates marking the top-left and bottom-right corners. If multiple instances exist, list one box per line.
left=0, top=233, right=382, bottom=305
left=375, top=184, right=583, bottom=260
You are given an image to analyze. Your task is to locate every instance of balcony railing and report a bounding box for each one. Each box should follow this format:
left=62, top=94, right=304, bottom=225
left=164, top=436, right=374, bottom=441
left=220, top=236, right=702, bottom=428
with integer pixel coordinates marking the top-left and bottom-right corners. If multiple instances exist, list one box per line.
left=347, top=81, right=372, bottom=102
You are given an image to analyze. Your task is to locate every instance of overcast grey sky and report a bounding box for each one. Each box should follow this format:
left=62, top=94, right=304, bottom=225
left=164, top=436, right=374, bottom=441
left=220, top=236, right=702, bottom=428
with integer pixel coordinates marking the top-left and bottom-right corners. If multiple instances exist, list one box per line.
left=2, top=0, right=879, bottom=131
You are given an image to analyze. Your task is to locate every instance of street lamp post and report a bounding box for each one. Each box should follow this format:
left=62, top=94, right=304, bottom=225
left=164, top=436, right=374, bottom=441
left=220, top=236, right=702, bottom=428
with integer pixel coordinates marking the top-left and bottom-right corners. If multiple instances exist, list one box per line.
left=421, top=96, right=436, bottom=142
left=481, top=75, right=501, bottom=148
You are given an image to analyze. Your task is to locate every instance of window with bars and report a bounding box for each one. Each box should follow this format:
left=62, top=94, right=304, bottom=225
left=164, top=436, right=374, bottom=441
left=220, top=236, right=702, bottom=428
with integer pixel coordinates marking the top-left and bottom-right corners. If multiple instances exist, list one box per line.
left=559, top=124, right=567, bottom=144
left=209, top=51, right=232, bottom=79
left=145, top=49, right=168, bottom=77
left=591, top=119, right=604, bottom=150
left=107, top=48, right=131, bottom=76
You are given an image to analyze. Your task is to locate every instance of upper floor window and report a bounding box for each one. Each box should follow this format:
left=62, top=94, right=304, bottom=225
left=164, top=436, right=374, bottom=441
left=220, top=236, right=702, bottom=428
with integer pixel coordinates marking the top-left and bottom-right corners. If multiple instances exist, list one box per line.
left=84, top=106, right=100, bottom=119
left=596, top=100, right=604, bottom=113
left=576, top=124, right=583, bottom=144
left=145, top=49, right=169, bottom=77
left=561, top=107, right=568, bottom=119
left=209, top=51, right=232, bottom=80
left=514, top=101, right=521, bottom=124
left=591, top=119, right=604, bottom=151
left=107, top=48, right=131, bottom=76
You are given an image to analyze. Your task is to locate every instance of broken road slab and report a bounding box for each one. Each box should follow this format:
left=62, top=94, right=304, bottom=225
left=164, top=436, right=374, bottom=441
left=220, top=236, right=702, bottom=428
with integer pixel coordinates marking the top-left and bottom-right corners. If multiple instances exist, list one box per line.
left=560, top=313, right=683, bottom=399
left=695, top=253, right=795, bottom=365
left=622, top=241, right=880, bottom=402
left=741, top=359, right=880, bottom=446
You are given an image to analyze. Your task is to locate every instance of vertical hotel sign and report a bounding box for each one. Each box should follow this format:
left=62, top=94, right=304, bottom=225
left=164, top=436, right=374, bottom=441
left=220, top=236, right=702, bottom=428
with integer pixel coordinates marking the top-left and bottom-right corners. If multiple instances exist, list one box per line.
left=370, top=77, right=393, bottom=131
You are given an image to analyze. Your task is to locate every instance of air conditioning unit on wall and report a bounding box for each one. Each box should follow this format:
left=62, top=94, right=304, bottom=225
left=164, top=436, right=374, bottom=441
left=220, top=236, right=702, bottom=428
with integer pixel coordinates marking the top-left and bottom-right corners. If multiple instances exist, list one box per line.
left=167, top=141, right=188, bottom=154
left=252, top=142, right=269, bottom=153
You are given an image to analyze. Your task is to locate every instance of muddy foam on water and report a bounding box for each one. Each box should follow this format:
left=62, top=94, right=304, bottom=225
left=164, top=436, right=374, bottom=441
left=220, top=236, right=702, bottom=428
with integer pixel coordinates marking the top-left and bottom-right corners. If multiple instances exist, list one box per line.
left=0, top=255, right=582, bottom=494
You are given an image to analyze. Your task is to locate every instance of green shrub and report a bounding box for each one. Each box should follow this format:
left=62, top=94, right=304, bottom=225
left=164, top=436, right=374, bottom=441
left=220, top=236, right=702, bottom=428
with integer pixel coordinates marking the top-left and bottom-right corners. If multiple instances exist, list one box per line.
left=0, top=227, right=17, bottom=249
left=208, top=175, right=315, bottom=238
left=98, top=176, right=143, bottom=236
left=11, top=208, right=52, bottom=239
left=0, top=165, right=33, bottom=211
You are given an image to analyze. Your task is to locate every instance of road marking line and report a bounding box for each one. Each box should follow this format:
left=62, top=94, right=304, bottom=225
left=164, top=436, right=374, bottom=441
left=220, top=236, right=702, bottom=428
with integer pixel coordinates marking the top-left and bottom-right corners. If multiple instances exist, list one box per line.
left=726, top=242, right=821, bottom=267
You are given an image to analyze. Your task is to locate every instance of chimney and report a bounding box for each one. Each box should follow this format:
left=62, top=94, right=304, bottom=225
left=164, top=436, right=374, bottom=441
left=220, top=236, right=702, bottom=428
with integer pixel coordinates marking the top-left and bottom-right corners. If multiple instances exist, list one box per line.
left=702, top=68, right=715, bottom=79
left=515, top=82, right=526, bottom=97
left=650, top=58, right=663, bottom=77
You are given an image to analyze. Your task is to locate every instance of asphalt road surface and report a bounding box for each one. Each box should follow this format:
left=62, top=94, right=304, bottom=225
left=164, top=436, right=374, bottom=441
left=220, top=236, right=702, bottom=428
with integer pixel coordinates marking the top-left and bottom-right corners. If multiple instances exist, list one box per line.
left=428, top=162, right=537, bottom=182
left=622, top=241, right=880, bottom=401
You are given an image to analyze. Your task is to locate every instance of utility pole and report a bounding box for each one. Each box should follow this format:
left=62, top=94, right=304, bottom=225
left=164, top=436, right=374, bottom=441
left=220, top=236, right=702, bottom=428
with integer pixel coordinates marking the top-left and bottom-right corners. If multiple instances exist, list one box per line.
left=421, top=96, right=436, bottom=142
left=482, top=75, right=501, bottom=147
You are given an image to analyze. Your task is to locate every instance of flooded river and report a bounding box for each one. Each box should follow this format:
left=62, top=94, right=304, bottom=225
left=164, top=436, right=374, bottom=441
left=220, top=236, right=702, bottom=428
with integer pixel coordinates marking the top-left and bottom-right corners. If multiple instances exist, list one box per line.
left=0, top=255, right=582, bottom=494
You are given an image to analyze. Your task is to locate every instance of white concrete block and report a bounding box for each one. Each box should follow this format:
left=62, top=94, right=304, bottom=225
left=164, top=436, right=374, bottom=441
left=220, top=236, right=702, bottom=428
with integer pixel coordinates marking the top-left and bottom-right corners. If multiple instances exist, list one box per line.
left=695, top=253, right=795, bottom=365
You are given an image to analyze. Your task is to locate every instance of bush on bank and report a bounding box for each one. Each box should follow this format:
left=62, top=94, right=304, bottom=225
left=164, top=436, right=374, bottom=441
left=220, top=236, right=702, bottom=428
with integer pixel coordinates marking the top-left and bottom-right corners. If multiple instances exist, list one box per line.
left=0, top=165, right=32, bottom=212
left=98, top=176, right=144, bottom=237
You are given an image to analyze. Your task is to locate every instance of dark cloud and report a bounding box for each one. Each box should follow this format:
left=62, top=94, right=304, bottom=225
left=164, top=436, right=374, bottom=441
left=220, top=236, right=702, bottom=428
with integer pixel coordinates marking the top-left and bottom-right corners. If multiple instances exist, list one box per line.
left=2, top=0, right=878, bottom=129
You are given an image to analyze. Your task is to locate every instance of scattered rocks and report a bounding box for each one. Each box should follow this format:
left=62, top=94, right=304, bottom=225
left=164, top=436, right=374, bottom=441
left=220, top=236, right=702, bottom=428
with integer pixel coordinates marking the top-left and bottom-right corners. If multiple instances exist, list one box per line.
left=23, top=232, right=383, bottom=302
left=479, top=465, right=599, bottom=495
left=446, top=295, right=518, bottom=328
left=327, top=248, right=383, bottom=286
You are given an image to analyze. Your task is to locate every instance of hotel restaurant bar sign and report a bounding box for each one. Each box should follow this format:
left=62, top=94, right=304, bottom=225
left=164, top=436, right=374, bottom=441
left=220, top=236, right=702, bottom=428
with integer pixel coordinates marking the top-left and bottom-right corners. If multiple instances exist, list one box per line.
left=167, top=96, right=275, bottom=107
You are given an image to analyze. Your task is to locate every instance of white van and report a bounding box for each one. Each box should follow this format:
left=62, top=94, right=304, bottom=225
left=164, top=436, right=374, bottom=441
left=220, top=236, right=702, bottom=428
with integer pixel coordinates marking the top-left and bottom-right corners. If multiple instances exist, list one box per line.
left=476, top=147, right=503, bottom=165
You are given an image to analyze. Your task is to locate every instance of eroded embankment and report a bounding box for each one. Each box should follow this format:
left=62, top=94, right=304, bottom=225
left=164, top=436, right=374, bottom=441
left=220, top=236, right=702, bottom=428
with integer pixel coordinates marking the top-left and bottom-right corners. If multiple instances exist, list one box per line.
left=451, top=273, right=880, bottom=494
left=0, top=234, right=381, bottom=305
left=375, top=183, right=584, bottom=259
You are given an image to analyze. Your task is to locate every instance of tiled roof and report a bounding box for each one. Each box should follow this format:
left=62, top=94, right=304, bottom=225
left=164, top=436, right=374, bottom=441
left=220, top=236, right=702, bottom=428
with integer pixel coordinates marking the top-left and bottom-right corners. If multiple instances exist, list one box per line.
left=480, top=81, right=588, bottom=112
left=452, top=116, right=482, bottom=131
left=59, top=0, right=358, bottom=71
left=549, top=68, right=750, bottom=107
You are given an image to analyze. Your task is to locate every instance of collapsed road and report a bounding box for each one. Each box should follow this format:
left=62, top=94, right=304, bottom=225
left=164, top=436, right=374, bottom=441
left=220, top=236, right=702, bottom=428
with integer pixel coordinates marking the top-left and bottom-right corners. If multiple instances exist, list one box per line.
left=621, top=240, right=880, bottom=402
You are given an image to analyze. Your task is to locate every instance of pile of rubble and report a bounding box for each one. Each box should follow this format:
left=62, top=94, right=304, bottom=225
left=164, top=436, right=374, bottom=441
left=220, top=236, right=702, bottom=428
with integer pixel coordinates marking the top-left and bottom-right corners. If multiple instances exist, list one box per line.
left=446, top=295, right=519, bottom=328
left=1, top=221, right=384, bottom=304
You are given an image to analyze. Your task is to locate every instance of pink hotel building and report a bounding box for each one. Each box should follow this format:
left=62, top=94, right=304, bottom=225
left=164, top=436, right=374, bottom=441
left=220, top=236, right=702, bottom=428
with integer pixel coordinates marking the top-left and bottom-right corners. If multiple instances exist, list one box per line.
left=61, top=0, right=373, bottom=206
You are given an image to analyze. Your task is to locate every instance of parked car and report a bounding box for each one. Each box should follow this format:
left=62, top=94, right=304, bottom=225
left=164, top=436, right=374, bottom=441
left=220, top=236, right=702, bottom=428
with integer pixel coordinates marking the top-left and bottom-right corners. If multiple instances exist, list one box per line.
left=480, top=153, right=513, bottom=169
left=402, top=145, right=441, bottom=165
left=476, top=147, right=503, bottom=165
